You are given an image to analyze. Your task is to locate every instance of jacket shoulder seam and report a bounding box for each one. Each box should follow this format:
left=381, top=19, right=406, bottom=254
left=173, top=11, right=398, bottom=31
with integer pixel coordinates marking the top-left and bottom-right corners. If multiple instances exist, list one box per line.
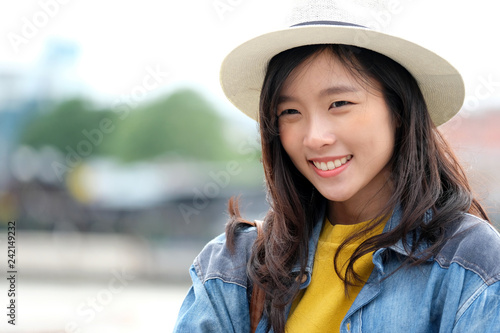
left=192, top=226, right=257, bottom=288
left=434, top=215, right=500, bottom=284
left=202, top=275, right=248, bottom=289
left=435, top=256, right=500, bottom=285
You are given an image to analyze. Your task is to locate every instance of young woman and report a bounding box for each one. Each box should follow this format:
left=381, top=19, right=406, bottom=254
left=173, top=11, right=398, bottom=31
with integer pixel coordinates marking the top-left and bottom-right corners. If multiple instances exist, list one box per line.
left=174, top=14, right=500, bottom=333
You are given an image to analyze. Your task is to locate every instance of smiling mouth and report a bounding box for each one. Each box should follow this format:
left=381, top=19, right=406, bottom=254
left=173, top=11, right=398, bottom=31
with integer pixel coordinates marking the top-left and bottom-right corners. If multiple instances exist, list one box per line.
left=311, top=155, right=353, bottom=171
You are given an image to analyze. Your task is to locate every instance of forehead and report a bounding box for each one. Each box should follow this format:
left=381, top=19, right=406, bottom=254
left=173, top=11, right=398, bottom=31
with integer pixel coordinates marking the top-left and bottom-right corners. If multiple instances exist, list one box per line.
left=280, top=49, right=378, bottom=98
left=282, top=50, right=356, bottom=94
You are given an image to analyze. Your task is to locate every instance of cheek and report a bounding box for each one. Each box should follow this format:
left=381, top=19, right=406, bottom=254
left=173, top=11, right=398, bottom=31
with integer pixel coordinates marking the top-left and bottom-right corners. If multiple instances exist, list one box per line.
left=278, top=124, right=295, bottom=154
left=351, top=113, right=395, bottom=157
left=279, top=125, right=306, bottom=168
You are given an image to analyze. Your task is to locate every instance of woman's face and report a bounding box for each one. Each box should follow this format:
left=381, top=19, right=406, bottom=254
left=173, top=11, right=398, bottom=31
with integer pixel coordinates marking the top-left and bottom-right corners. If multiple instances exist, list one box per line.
left=277, top=50, right=395, bottom=220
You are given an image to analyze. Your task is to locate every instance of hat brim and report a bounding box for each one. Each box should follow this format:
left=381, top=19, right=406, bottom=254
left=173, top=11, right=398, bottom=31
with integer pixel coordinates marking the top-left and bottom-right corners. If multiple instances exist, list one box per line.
left=220, top=24, right=464, bottom=126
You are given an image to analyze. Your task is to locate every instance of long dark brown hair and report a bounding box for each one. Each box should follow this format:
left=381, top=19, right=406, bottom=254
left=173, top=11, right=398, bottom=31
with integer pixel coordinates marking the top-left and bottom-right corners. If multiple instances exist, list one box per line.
left=226, top=44, right=490, bottom=333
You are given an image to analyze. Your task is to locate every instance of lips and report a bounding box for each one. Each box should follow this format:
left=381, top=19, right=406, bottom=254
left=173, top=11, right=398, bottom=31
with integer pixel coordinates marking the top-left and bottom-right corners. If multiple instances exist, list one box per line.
left=311, top=155, right=353, bottom=171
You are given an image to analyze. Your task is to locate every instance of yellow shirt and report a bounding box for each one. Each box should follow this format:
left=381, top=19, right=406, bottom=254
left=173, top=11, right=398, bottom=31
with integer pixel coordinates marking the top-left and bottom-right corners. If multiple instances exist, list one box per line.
left=286, top=217, right=387, bottom=333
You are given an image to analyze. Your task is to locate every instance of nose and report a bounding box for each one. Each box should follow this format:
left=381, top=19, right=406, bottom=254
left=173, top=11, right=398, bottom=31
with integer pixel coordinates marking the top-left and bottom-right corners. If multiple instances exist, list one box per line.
left=303, top=113, right=336, bottom=150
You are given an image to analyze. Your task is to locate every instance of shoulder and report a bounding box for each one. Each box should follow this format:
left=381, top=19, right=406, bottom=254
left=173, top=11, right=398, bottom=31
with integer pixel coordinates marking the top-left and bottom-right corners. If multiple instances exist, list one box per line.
left=435, top=213, right=500, bottom=285
left=193, top=224, right=258, bottom=288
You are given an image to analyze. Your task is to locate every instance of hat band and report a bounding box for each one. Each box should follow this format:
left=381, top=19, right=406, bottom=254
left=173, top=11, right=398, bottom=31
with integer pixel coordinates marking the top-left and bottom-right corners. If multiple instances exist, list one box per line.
left=291, top=20, right=367, bottom=29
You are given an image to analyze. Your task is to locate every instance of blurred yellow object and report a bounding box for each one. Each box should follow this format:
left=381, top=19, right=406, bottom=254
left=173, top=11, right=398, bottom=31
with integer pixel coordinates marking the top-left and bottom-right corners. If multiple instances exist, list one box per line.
left=0, top=192, right=19, bottom=223
left=66, top=164, right=93, bottom=204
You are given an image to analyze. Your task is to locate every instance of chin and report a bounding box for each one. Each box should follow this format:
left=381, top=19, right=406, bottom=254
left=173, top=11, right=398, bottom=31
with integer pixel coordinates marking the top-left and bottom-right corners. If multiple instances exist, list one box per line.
left=317, top=191, right=351, bottom=203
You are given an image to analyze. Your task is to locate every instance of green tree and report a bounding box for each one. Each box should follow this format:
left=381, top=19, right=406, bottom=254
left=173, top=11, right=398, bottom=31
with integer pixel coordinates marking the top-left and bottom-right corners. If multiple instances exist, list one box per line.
left=99, top=88, right=234, bottom=162
left=20, top=99, right=119, bottom=152
left=19, top=88, right=240, bottom=163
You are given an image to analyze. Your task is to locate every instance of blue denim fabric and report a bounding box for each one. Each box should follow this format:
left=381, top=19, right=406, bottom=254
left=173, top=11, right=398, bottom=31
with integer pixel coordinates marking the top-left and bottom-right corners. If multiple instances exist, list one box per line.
left=173, top=207, right=500, bottom=332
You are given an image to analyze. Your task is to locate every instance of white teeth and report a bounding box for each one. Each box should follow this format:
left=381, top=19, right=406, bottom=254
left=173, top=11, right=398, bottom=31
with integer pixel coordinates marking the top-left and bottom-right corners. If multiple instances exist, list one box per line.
left=312, top=155, right=352, bottom=171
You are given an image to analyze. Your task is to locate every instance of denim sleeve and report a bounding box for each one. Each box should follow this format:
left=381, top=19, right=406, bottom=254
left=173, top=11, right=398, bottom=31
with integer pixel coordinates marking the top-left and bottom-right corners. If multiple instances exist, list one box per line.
left=453, top=280, right=500, bottom=332
left=173, top=226, right=258, bottom=333
left=173, top=265, right=251, bottom=332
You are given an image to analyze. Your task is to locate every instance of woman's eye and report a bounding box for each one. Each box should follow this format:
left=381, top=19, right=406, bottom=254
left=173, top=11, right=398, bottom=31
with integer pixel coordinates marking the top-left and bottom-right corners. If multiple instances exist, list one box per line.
left=331, top=101, right=350, bottom=108
left=278, top=109, right=300, bottom=117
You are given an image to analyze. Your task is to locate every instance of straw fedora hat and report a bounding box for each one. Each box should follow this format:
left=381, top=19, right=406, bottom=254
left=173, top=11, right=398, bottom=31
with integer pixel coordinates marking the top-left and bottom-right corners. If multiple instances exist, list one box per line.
left=220, top=0, right=464, bottom=126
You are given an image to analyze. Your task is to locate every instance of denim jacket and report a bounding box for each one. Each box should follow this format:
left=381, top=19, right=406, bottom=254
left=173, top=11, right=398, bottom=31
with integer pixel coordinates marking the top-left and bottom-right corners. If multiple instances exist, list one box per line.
left=173, top=207, right=500, bottom=332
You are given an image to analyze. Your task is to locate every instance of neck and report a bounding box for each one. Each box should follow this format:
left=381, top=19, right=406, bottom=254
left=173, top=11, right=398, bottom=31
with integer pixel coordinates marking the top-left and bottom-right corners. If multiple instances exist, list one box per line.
left=327, top=184, right=392, bottom=225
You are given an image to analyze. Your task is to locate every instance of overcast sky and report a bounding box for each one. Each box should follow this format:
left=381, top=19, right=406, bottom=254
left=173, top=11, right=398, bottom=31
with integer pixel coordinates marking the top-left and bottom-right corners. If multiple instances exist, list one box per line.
left=1, top=0, right=499, bottom=121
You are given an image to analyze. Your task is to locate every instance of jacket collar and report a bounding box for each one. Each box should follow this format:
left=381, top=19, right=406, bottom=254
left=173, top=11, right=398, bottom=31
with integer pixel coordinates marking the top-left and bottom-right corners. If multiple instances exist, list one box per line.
left=385, top=204, right=434, bottom=256
left=291, top=203, right=325, bottom=287
left=294, top=203, right=435, bottom=281
left=373, top=204, right=435, bottom=274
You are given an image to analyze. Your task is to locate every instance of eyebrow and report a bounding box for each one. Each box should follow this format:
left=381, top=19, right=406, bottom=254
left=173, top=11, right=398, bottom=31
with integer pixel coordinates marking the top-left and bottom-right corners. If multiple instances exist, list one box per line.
left=278, top=85, right=360, bottom=104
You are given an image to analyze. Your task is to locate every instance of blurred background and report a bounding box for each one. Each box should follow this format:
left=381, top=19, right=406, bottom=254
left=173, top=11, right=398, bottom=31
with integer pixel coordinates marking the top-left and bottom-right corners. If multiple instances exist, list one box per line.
left=0, top=0, right=498, bottom=332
